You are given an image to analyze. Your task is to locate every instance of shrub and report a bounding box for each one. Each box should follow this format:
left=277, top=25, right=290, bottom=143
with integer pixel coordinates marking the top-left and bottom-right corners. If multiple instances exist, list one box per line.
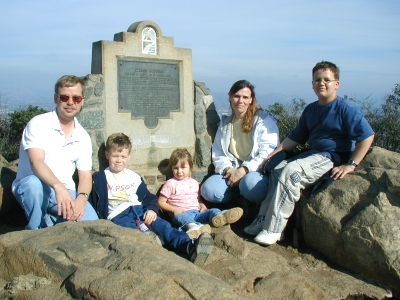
left=347, top=84, right=400, bottom=153
left=264, top=98, right=309, bottom=152
left=0, top=105, right=47, bottom=162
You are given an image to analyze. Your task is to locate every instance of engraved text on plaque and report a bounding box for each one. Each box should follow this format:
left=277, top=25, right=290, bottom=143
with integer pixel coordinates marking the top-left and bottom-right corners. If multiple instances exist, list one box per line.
left=118, top=60, right=180, bottom=128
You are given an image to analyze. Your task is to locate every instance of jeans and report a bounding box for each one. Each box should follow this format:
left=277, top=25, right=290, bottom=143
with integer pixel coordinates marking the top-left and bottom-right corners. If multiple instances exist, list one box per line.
left=112, top=205, right=191, bottom=255
left=13, top=175, right=98, bottom=230
left=173, top=208, right=221, bottom=230
left=200, top=171, right=269, bottom=205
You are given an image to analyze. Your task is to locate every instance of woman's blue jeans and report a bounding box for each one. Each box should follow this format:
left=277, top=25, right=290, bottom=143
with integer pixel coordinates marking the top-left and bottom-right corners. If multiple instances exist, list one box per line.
left=200, top=171, right=268, bottom=204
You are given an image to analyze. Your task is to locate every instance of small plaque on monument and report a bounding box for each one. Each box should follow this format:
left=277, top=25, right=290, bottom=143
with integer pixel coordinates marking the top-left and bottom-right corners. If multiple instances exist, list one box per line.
left=142, top=26, right=157, bottom=55
left=117, top=59, right=180, bottom=128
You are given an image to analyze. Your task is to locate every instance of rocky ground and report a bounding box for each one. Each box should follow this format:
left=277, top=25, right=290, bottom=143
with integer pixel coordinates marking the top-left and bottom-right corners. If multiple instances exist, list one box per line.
left=0, top=146, right=398, bottom=299
left=0, top=207, right=394, bottom=300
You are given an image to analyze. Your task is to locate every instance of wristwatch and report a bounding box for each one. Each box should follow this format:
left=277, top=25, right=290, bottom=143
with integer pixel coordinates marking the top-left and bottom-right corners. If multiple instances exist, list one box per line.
left=347, top=159, right=358, bottom=168
left=78, top=192, right=89, bottom=199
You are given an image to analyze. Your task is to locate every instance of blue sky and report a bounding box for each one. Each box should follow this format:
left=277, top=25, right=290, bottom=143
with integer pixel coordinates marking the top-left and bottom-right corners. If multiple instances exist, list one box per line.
left=0, top=1, right=399, bottom=111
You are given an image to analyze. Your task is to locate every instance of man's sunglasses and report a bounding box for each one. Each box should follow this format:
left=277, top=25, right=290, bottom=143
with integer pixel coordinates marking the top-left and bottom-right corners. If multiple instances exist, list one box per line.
left=56, top=94, right=84, bottom=104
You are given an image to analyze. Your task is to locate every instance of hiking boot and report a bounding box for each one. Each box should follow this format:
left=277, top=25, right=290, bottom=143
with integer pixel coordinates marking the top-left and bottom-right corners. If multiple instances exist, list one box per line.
left=244, top=215, right=264, bottom=236
left=212, top=207, right=243, bottom=228
left=254, top=230, right=284, bottom=246
left=189, top=232, right=214, bottom=266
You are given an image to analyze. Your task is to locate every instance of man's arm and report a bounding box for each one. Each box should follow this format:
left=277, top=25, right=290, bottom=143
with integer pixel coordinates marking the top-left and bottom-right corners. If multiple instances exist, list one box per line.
left=74, top=169, right=92, bottom=221
left=331, top=135, right=375, bottom=180
left=27, top=148, right=75, bottom=220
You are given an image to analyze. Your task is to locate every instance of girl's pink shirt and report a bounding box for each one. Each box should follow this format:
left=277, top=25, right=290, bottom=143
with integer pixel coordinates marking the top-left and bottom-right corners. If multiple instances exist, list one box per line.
left=159, top=177, right=200, bottom=212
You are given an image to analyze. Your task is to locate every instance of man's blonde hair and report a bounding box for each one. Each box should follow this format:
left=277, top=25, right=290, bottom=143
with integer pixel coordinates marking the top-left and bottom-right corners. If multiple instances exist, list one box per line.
left=54, top=75, right=86, bottom=95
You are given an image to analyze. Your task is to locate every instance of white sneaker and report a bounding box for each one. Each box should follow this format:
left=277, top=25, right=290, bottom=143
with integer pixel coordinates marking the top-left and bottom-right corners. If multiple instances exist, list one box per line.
left=186, top=223, right=211, bottom=239
left=243, top=215, right=264, bottom=236
left=185, top=222, right=200, bottom=231
left=254, top=230, right=284, bottom=246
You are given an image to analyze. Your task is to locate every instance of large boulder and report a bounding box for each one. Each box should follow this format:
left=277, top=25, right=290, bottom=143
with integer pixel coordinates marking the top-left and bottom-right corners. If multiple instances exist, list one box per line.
left=301, top=146, right=400, bottom=293
left=0, top=220, right=390, bottom=299
left=0, top=220, right=247, bottom=299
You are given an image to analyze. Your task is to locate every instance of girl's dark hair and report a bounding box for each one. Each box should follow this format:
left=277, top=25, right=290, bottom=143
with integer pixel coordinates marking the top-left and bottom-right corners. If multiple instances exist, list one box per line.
left=168, top=148, right=193, bottom=171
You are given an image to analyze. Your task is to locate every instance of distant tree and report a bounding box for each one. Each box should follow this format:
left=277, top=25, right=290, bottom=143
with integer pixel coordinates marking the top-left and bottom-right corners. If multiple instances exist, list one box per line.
left=264, top=98, right=308, bottom=152
left=0, top=116, right=12, bottom=161
left=8, top=105, right=47, bottom=142
left=1, top=105, right=48, bottom=162
left=0, top=92, right=12, bottom=162
left=347, top=84, right=400, bottom=153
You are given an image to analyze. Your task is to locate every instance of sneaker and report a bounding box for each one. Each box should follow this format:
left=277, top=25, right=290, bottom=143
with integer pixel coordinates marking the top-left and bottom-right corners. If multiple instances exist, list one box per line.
left=186, top=224, right=211, bottom=239
left=199, top=224, right=212, bottom=234
left=244, top=215, right=264, bottom=236
left=254, top=230, right=284, bottom=246
left=144, top=231, right=163, bottom=246
left=212, top=207, right=243, bottom=228
left=189, top=232, right=214, bottom=266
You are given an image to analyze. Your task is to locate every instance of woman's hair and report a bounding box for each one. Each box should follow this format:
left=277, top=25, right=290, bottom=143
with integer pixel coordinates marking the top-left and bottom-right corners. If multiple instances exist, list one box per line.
left=168, top=148, right=193, bottom=171
left=228, top=79, right=260, bottom=132
left=105, top=133, right=132, bottom=153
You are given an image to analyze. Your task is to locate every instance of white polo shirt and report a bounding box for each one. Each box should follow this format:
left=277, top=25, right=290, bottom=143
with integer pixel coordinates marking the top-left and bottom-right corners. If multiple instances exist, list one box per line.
left=12, top=110, right=92, bottom=191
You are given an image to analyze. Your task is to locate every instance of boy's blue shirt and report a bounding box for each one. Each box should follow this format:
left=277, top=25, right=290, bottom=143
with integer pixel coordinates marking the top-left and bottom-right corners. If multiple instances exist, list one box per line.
left=90, top=169, right=159, bottom=219
left=288, top=96, right=374, bottom=154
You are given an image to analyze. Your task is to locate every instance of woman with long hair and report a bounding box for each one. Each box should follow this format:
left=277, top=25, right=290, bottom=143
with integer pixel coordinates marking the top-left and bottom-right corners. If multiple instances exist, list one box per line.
left=200, top=80, right=280, bottom=207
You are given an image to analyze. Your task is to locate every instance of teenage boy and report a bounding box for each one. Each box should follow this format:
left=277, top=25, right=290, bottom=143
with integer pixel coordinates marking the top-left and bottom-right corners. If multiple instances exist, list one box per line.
left=244, top=61, right=375, bottom=245
left=90, top=133, right=214, bottom=266
left=12, top=75, right=98, bottom=229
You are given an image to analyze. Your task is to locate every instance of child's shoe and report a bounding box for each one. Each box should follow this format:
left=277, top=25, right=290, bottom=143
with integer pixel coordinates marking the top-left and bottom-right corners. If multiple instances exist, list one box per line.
left=186, top=223, right=211, bottom=239
left=243, top=215, right=265, bottom=236
left=212, top=207, right=243, bottom=228
left=189, top=232, right=214, bottom=266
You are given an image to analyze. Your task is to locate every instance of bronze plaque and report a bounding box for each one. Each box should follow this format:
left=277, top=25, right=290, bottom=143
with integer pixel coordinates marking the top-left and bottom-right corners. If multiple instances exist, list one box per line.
left=118, top=60, right=180, bottom=128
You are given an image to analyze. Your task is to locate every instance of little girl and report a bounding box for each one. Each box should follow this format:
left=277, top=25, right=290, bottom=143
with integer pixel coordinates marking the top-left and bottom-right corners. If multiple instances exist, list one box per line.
left=158, top=148, right=243, bottom=239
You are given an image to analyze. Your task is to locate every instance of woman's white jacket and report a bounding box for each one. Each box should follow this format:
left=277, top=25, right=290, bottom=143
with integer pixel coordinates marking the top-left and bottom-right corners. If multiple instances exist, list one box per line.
left=212, top=110, right=280, bottom=174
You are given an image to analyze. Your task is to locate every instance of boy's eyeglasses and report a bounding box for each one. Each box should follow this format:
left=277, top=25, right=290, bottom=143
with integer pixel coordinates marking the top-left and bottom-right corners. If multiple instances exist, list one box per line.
left=313, top=79, right=338, bottom=85
left=56, top=94, right=84, bottom=104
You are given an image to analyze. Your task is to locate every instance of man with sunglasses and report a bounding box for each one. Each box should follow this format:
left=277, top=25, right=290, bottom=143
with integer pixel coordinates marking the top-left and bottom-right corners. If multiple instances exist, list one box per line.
left=12, top=75, right=98, bottom=229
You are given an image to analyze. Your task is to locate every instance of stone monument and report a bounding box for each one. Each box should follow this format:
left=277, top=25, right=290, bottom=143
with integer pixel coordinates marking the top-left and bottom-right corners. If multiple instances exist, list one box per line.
left=79, top=21, right=219, bottom=192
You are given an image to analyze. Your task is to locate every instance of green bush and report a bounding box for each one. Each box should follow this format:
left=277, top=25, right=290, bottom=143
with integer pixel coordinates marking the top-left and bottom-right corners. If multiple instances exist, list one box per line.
left=0, top=105, right=47, bottom=162
left=264, top=98, right=309, bottom=152
left=345, top=84, right=400, bottom=153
